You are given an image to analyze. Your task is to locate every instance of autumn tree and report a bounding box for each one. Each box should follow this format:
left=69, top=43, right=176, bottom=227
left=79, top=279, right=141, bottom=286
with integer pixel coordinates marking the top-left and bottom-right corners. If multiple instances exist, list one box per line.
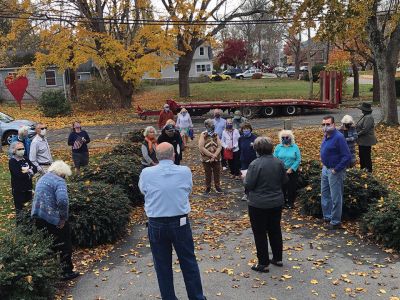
left=161, top=0, right=269, bottom=97
left=283, top=32, right=304, bottom=78
left=32, top=0, right=177, bottom=108
left=217, top=39, right=247, bottom=67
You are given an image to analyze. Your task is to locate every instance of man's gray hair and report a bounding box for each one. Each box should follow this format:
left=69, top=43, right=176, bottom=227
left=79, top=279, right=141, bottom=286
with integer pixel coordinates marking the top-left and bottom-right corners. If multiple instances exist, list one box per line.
left=156, top=143, right=174, bottom=161
left=143, top=126, right=157, bottom=137
left=18, top=125, right=29, bottom=136
left=253, top=136, right=273, bottom=155
left=48, top=160, right=72, bottom=177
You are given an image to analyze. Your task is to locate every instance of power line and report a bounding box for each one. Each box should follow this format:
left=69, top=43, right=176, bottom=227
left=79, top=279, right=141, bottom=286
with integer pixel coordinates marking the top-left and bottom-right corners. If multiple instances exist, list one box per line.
left=0, top=12, right=317, bottom=26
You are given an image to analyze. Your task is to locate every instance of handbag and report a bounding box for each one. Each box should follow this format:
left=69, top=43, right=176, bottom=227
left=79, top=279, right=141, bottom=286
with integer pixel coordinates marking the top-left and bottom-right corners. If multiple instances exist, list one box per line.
left=223, top=148, right=233, bottom=160
left=188, top=128, right=194, bottom=140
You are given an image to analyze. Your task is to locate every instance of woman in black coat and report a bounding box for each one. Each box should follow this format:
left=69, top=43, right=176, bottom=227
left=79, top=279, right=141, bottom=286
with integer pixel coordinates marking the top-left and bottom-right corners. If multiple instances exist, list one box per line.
left=157, top=123, right=184, bottom=165
left=244, top=137, right=288, bottom=273
left=9, top=141, right=37, bottom=223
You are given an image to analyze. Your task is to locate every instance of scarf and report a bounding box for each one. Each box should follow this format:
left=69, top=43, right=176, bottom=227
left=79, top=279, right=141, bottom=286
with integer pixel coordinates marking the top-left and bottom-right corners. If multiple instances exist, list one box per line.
left=145, top=136, right=157, bottom=153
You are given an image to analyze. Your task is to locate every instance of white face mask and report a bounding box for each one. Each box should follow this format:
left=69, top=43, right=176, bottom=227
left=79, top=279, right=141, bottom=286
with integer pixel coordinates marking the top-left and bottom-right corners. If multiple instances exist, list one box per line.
left=16, top=149, right=25, bottom=157
left=40, top=129, right=47, bottom=136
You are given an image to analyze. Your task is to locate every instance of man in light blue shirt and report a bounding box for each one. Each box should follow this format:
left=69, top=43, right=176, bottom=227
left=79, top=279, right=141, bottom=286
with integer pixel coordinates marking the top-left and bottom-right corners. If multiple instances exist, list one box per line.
left=139, top=142, right=206, bottom=300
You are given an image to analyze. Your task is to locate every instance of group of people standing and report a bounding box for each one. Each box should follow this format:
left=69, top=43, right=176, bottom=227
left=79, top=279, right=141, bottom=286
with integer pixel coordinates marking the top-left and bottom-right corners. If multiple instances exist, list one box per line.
left=8, top=121, right=91, bottom=280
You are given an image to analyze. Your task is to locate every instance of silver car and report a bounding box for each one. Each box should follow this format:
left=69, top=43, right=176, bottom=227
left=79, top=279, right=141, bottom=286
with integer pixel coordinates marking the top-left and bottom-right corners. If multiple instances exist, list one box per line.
left=0, top=112, right=36, bottom=145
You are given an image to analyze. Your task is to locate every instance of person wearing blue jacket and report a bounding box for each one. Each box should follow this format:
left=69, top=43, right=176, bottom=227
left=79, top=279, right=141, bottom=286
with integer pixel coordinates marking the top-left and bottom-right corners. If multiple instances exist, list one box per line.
left=10, top=125, right=32, bottom=158
left=273, top=130, right=301, bottom=209
left=320, top=116, right=352, bottom=230
left=238, top=123, right=257, bottom=170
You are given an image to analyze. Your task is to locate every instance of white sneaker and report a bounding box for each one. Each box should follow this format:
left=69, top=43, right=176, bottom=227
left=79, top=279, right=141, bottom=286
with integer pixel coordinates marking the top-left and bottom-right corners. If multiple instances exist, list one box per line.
left=241, top=195, right=247, bottom=201
left=222, top=167, right=227, bottom=171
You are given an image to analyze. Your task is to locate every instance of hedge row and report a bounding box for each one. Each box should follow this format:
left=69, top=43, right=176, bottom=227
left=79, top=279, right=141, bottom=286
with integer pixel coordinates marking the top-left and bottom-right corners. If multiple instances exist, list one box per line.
left=0, top=130, right=145, bottom=298
left=297, top=160, right=400, bottom=250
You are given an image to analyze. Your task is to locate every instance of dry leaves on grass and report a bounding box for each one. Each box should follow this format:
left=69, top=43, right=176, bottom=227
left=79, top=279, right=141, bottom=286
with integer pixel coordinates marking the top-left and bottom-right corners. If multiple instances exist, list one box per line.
left=0, top=104, right=143, bottom=129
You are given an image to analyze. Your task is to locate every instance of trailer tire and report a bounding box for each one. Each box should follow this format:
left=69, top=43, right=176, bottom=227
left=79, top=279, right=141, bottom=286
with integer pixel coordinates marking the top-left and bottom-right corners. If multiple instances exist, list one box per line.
left=284, top=105, right=297, bottom=116
left=261, top=106, right=277, bottom=117
left=241, top=107, right=258, bottom=119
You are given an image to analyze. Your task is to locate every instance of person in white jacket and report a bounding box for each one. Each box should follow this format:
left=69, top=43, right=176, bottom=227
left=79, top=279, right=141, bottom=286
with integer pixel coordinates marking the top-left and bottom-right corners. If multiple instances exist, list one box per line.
left=176, top=108, right=193, bottom=146
left=221, top=119, right=241, bottom=179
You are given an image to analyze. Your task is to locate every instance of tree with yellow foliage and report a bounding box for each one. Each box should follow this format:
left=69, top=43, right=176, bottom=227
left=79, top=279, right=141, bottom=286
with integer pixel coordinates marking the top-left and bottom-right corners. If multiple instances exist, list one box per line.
left=161, top=0, right=268, bottom=97
left=33, top=0, right=177, bottom=108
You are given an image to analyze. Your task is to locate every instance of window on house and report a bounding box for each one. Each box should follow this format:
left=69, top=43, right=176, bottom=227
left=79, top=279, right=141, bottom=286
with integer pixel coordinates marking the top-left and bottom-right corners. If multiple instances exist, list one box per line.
left=77, top=75, right=82, bottom=80
left=174, top=64, right=179, bottom=72
left=7, top=72, right=17, bottom=78
left=196, top=64, right=211, bottom=72
left=199, top=47, right=204, bottom=56
left=45, top=70, right=56, bottom=86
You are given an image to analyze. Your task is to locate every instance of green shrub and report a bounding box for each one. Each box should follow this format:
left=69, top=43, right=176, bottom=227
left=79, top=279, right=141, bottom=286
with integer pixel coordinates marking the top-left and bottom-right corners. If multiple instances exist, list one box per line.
left=298, top=160, right=389, bottom=219
left=109, top=142, right=142, bottom=158
left=361, top=193, right=400, bottom=250
left=76, top=79, right=121, bottom=110
left=0, top=225, right=60, bottom=300
left=77, top=154, right=143, bottom=205
left=302, top=64, right=325, bottom=82
left=68, top=181, right=131, bottom=247
left=38, top=90, right=72, bottom=117
left=126, top=130, right=145, bottom=143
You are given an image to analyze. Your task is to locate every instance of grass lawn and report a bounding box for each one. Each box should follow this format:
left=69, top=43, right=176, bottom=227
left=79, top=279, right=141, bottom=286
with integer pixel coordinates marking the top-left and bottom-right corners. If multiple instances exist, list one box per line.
left=135, top=78, right=373, bottom=109
left=0, top=154, right=14, bottom=236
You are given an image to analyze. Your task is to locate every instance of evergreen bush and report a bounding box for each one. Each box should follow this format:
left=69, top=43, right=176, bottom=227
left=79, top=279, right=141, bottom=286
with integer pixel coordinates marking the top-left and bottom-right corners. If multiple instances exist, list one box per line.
left=68, top=181, right=131, bottom=247
left=298, top=160, right=388, bottom=219
left=0, top=226, right=60, bottom=299
left=38, top=90, right=72, bottom=117
left=126, top=130, right=145, bottom=143
left=361, top=193, right=400, bottom=250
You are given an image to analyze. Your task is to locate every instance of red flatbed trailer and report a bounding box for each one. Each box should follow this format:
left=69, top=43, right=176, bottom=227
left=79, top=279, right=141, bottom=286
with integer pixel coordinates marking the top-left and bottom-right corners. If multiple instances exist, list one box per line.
left=136, top=71, right=342, bottom=120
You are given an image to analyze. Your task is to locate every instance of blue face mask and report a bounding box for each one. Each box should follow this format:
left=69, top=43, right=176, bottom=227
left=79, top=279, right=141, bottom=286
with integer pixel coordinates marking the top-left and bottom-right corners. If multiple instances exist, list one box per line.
left=243, top=130, right=251, bottom=137
left=281, top=137, right=291, bottom=145
left=226, top=124, right=233, bottom=130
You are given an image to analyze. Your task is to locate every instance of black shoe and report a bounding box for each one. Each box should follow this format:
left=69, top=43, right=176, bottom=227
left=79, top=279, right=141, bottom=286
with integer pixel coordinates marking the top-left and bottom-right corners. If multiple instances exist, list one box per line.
left=215, top=187, right=223, bottom=193
left=203, top=188, right=211, bottom=195
left=62, top=271, right=80, bottom=281
left=326, top=223, right=344, bottom=230
left=270, top=259, right=283, bottom=267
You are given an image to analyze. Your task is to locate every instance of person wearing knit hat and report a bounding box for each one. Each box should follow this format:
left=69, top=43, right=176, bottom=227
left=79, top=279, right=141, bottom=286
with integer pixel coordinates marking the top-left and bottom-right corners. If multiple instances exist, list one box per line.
left=356, top=103, right=377, bottom=172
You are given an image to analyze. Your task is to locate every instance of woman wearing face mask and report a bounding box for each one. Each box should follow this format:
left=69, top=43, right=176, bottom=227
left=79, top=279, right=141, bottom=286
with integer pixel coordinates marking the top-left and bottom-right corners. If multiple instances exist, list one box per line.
left=221, top=118, right=241, bottom=179
left=10, top=125, right=32, bottom=158
left=176, top=108, right=193, bottom=146
left=273, top=130, right=301, bottom=209
left=8, top=141, right=37, bottom=223
left=67, top=121, right=90, bottom=174
left=338, top=115, right=358, bottom=168
left=238, top=123, right=257, bottom=201
left=198, top=119, right=223, bottom=194
left=356, top=103, right=377, bottom=172
left=158, top=122, right=184, bottom=165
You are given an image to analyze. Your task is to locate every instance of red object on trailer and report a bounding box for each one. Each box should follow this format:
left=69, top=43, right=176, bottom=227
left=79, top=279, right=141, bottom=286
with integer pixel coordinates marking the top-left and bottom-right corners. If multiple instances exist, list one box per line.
left=136, top=71, right=342, bottom=120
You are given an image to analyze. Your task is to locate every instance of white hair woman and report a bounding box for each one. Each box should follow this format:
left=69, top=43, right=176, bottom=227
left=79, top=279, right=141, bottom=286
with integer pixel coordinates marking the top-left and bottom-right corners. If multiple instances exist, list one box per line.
left=31, top=160, right=79, bottom=280
left=339, top=114, right=358, bottom=167
left=273, top=130, right=301, bottom=209
left=176, top=108, right=193, bottom=146
left=10, top=125, right=31, bottom=157
left=141, top=126, right=158, bottom=169
left=221, top=118, right=241, bottom=179
left=8, top=141, right=37, bottom=223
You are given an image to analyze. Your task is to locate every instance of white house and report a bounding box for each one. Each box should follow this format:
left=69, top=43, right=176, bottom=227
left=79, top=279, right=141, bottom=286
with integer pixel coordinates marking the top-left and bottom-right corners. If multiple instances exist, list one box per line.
left=143, top=44, right=213, bottom=80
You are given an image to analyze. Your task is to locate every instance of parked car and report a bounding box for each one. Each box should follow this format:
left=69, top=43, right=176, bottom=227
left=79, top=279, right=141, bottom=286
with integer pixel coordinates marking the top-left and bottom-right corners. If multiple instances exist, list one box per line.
left=235, top=69, right=262, bottom=79
left=300, top=66, right=308, bottom=72
left=209, top=73, right=231, bottom=81
left=223, top=68, right=243, bottom=78
left=0, top=112, right=36, bottom=145
left=287, top=66, right=296, bottom=77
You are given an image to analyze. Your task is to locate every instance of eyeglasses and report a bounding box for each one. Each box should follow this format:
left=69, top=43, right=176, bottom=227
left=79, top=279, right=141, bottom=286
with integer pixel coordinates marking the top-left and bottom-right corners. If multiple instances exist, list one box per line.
left=40, top=127, right=47, bottom=130
left=321, top=123, right=332, bottom=126
left=17, top=148, right=25, bottom=151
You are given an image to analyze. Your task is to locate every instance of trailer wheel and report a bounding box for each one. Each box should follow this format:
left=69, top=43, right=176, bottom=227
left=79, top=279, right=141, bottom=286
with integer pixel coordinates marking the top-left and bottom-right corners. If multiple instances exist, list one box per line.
left=241, top=107, right=258, bottom=119
left=284, top=105, right=297, bottom=116
left=261, top=106, right=276, bottom=117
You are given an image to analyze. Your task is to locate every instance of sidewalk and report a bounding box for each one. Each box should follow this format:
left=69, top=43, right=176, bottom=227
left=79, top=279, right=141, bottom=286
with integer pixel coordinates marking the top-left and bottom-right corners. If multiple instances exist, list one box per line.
left=66, top=147, right=400, bottom=300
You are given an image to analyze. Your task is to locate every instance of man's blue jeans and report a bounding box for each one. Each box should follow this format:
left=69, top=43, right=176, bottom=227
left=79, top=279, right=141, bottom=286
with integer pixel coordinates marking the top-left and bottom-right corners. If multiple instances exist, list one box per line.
left=321, top=166, right=345, bottom=225
left=148, top=216, right=205, bottom=300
